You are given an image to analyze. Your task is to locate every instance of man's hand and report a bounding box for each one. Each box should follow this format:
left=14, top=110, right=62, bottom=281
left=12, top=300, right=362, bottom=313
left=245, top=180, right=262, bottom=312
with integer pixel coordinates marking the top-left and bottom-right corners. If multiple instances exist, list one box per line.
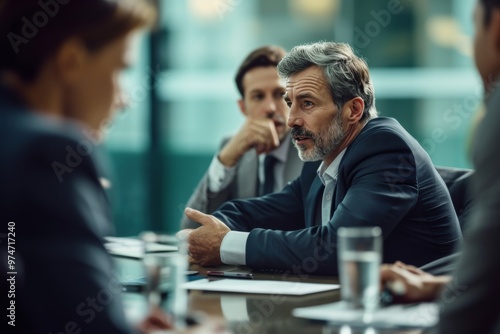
left=218, top=117, right=280, bottom=167
left=179, top=208, right=230, bottom=266
left=380, top=261, right=452, bottom=303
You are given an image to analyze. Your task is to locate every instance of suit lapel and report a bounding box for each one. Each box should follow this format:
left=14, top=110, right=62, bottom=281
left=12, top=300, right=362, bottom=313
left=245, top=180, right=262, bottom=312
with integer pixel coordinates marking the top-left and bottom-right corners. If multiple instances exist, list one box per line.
left=306, top=177, right=324, bottom=227
left=236, top=149, right=259, bottom=198
left=283, top=139, right=303, bottom=183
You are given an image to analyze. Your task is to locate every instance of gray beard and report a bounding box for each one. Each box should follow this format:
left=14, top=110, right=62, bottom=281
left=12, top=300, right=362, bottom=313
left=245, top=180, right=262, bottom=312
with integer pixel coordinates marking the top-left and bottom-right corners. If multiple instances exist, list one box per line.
left=295, top=117, right=345, bottom=162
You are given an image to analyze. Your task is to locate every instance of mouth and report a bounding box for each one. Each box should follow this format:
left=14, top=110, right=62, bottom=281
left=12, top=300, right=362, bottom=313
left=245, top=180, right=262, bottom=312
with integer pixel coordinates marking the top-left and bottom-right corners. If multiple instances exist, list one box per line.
left=291, top=127, right=314, bottom=145
left=292, top=135, right=312, bottom=145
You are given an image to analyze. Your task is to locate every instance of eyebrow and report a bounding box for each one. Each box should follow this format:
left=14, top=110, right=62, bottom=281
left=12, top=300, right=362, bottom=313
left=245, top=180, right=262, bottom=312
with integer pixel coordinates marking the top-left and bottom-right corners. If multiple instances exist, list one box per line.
left=283, top=91, right=317, bottom=101
left=248, top=88, right=264, bottom=95
left=296, top=92, right=316, bottom=100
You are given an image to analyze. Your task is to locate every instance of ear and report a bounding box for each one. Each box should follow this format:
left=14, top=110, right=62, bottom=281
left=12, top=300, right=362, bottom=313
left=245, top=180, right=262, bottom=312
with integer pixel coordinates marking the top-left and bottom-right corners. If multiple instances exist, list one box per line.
left=237, top=99, right=247, bottom=116
left=52, top=38, right=88, bottom=86
left=342, top=96, right=365, bottom=124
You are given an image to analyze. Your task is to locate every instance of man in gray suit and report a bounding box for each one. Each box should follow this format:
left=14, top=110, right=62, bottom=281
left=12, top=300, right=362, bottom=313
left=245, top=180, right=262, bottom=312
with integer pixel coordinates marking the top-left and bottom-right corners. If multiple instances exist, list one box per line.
left=181, top=46, right=304, bottom=229
left=381, top=0, right=500, bottom=332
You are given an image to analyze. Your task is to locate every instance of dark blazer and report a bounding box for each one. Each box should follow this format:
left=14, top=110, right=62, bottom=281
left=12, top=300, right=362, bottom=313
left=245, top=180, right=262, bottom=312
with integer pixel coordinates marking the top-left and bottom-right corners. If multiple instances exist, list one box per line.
left=181, top=134, right=304, bottom=229
left=435, top=166, right=475, bottom=233
left=437, top=88, right=500, bottom=334
left=214, top=117, right=462, bottom=275
left=0, top=85, right=132, bottom=333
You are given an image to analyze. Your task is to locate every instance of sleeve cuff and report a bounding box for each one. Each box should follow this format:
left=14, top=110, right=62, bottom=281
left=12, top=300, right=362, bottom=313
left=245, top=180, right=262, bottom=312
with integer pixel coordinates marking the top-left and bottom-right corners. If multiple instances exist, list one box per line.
left=207, top=154, right=237, bottom=193
left=220, top=231, right=249, bottom=265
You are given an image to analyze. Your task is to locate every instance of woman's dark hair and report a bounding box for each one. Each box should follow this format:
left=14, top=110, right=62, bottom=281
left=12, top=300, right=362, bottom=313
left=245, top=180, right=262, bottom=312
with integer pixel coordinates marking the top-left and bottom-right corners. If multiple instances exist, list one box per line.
left=0, top=0, right=155, bottom=81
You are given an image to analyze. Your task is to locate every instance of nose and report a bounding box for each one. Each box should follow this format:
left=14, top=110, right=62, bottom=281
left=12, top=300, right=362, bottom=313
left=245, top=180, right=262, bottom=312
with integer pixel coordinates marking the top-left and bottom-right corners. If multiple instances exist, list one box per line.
left=287, top=105, right=303, bottom=128
left=264, top=98, right=277, bottom=117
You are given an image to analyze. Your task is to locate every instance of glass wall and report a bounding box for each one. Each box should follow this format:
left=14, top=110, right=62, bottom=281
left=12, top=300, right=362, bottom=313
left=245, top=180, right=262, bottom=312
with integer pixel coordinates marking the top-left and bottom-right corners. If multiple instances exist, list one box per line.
left=106, top=0, right=480, bottom=235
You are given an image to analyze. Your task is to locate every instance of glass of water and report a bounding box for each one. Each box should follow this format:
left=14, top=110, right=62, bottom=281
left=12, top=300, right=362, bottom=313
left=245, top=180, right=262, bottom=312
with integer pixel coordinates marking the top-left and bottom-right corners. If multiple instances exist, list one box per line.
left=337, top=226, right=382, bottom=318
left=140, top=231, right=189, bottom=328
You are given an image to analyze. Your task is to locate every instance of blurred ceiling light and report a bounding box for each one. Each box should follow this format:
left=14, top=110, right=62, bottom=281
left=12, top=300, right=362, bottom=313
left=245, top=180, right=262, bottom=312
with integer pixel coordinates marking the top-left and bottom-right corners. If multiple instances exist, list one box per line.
left=427, top=16, right=472, bottom=56
left=290, top=0, right=340, bottom=19
left=188, top=0, right=224, bottom=21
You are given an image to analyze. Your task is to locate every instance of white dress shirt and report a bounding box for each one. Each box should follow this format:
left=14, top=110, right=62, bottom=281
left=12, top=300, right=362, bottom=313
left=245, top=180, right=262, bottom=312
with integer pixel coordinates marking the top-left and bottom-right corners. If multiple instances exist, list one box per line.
left=317, top=149, right=347, bottom=225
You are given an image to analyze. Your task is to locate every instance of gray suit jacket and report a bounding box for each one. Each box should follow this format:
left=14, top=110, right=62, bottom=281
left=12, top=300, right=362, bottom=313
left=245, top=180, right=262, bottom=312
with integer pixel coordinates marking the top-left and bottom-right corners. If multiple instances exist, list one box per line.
left=436, top=88, right=500, bottom=334
left=181, top=134, right=304, bottom=229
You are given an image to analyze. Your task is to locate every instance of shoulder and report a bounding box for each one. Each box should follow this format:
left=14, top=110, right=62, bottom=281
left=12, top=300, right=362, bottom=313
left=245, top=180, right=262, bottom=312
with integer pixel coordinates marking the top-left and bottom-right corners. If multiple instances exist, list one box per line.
left=346, top=117, right=418, bottom=158
left=357, top=117, right=412, bottom=143
left=4, top=108, right=85, bottom=149
left=340, top=117, right=422, bottom=181
left=0, top=110, right=103, bottom=184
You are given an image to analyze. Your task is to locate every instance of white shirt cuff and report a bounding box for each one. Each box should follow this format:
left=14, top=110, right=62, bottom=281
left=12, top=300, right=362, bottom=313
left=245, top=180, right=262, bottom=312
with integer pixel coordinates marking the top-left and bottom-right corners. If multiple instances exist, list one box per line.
left=207, top=154, right=237, bottom=193
left=220, top=231, right=249, bottom=265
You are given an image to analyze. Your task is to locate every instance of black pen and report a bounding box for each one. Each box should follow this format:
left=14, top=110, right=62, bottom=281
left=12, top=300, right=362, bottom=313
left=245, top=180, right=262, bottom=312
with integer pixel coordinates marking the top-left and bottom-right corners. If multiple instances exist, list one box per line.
left=206, top=271, right=254, bottom=279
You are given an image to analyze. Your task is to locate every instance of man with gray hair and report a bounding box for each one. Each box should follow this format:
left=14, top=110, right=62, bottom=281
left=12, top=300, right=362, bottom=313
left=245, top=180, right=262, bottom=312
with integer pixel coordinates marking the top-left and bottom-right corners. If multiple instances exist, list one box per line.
left=180, top=42, right=461, bottom=275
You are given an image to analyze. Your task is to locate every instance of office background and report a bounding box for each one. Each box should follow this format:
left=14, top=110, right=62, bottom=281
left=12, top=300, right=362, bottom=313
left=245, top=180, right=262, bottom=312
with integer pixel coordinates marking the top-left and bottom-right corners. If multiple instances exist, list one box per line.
left=104, top=0, right=479, bottom=236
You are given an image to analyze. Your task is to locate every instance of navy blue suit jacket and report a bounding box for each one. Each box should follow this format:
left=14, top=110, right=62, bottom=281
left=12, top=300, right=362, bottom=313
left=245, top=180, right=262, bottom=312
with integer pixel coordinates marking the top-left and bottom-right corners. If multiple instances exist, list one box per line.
left=214, top=117, right=462, bottom=275
left=0, top=85, right=133, bottom=333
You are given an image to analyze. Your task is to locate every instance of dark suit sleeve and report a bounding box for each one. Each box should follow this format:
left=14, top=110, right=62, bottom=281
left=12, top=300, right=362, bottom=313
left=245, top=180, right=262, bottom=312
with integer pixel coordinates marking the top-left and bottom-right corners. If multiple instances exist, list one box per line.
left=13, top=134, right=133, bottom=334
left=215, top=129, right=419, bottom=275
left=214, top=179, right=306, bottom=233
left=437, top=94, right=500, bottom=334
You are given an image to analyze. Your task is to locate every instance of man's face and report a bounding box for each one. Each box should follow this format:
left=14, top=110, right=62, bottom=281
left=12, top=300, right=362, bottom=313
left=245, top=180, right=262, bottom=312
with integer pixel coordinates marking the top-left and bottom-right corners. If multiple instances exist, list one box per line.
left=63, top=34, right=133, bottom=132
left=240, top=66, right=289, bottom=141
left=473, top=0, right=500, bottom=91
left=285, top=66, right=346, bottom=163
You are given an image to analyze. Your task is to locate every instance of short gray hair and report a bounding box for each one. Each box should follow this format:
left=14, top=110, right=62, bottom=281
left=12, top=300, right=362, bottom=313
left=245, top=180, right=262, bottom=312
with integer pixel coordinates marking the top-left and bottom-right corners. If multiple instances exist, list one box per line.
left=277, top=42, right=377, bottom=121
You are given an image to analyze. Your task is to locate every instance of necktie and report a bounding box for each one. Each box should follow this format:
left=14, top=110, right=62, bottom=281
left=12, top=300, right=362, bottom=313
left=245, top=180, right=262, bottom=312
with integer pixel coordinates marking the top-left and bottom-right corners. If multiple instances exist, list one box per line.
left=260, top=155, right=278, bottom=196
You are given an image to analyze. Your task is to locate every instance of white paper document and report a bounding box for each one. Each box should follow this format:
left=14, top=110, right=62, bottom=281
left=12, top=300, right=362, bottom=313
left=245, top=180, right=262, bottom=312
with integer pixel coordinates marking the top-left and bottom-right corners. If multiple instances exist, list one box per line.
left=293, top=301, right=439, bottom=328
left=182, top=278, right=339, bottom=295
left=104, top=237, right=177, bottom=259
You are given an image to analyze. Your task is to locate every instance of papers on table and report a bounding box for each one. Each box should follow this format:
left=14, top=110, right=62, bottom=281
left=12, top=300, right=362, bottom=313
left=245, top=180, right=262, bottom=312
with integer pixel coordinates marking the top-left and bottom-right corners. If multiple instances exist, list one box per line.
left=104, top=236, right=177, bottom=259
left=182, top=278, right=339, bottom=296
left=293, top=301, right=439, bottom=329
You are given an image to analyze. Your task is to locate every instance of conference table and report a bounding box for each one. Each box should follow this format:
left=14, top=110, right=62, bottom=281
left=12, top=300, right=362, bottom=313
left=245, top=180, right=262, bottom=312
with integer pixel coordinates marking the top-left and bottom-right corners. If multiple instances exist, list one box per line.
left=114, top=256, right=425, bottom=334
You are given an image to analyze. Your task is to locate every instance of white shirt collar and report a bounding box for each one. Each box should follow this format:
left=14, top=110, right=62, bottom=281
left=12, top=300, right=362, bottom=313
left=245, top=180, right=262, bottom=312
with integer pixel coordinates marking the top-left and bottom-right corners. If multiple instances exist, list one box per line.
left=317, top=148, right=347, bottom=186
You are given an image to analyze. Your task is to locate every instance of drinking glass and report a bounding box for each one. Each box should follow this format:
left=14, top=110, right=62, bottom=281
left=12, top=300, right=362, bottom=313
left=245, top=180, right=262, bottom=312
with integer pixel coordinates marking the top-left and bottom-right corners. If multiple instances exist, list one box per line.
left=141, top=231, right=189, bottom=328
left=337, top=226, right=382, bottom=319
